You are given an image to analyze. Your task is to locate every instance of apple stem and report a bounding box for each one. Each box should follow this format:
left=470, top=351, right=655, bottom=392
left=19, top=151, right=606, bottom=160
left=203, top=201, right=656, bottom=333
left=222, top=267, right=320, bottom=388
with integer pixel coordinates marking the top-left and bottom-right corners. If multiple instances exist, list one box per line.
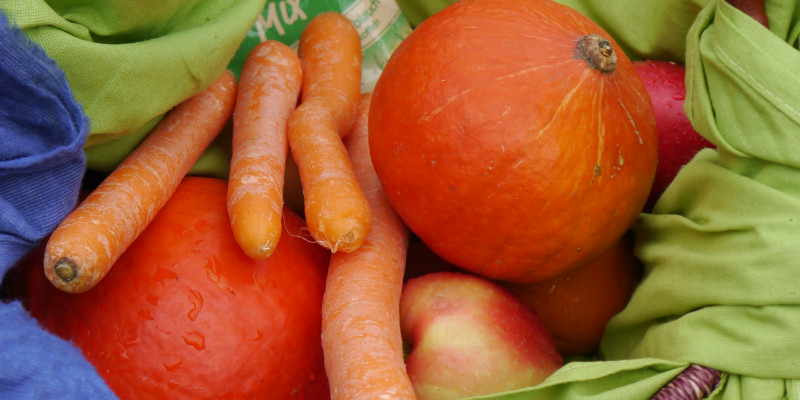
left=575, top=34, right=617, bottom=73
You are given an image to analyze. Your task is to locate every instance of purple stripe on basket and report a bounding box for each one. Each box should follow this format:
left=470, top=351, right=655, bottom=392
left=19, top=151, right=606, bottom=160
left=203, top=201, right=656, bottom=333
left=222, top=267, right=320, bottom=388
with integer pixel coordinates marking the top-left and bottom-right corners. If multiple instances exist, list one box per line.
left=651, top=364, right=723, bottom=400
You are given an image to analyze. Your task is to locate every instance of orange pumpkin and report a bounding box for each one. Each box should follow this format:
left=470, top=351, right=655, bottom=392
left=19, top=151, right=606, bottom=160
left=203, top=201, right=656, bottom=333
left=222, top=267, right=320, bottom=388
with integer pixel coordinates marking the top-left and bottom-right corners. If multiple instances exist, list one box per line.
left=369, top=0, right=657, bottom=283
left=504, top=234, right=643, bottom=356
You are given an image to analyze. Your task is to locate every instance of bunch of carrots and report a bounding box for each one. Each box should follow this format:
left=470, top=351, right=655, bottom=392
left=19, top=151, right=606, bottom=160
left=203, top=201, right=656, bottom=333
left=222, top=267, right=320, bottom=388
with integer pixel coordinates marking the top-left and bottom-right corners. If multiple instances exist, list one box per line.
left=43, top=12, right=416, bottom=400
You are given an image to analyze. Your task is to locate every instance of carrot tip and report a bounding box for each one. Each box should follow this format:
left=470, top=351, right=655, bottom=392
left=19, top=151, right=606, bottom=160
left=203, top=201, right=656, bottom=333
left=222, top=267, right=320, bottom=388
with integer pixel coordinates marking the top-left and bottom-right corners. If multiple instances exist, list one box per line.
left=324, top=230, right=363, bottom=254
left=245, top=243, right=277, bottom=260
left=54, top=258, right=78, bottom=282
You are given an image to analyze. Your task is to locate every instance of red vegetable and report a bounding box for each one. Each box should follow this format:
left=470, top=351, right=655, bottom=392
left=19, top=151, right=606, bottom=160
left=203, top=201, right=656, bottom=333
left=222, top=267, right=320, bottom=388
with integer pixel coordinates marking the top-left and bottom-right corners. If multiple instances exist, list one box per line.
left=633, top=60, right=714, bottom=211
left=43, top=72, right=237, bottom=293
left=24, top=177, right=331, bottom=400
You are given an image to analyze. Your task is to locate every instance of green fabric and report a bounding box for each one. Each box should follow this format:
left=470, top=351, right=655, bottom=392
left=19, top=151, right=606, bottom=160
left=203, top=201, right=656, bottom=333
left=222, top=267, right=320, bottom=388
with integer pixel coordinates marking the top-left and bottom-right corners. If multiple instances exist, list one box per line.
left=2, top=0, right=266, bottom=178
left=395, top=0, right=707, bottom=58
left=4, top=0, right=408, bottom=178
left=395, top=0, right=447, bottom=27
left=5, top=0, right=799, bottom=397
left=391, top=0, right=800, bottom=398
left=605, top=0, right=800, bottom=380
left=469, top=359, right=691, bottom=400
left=555, top=0, right=711, bottom=62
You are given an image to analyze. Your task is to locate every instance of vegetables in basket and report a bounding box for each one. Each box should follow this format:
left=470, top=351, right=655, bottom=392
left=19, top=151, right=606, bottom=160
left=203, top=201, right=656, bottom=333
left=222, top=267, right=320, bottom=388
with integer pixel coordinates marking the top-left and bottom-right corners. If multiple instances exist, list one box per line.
left=463, top=0, right=800, bottom=398
left=394, top=0, right=800, bottom=398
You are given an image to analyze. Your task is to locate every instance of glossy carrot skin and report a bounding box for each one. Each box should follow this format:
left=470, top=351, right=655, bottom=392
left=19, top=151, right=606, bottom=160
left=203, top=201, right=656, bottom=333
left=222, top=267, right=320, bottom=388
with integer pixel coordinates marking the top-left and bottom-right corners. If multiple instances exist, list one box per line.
left=296, top=12, right=362, bottom=138
left=322, top=93, right=416, bottom=400
left=44, top=71, right=237, bottom=293
left=228, top=40, right=302, bottom=260
left=288, top=12, right=370, bottom=253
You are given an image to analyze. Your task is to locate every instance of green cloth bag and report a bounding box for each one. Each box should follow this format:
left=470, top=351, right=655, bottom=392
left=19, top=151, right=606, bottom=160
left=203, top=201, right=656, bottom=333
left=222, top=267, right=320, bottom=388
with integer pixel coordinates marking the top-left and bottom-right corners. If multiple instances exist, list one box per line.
left=3, top=0, right=409, bottom=179
left=1, top=0, right=267, bottom=178
left=396, top=0, right=800, bottom=398
left=396, top=0, right=708, bottom=60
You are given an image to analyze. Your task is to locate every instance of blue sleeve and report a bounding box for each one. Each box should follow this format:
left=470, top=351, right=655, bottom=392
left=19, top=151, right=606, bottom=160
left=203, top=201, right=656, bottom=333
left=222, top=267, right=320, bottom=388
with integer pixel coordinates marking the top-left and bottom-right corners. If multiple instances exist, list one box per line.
left=0, top=11, right=118, bottom=399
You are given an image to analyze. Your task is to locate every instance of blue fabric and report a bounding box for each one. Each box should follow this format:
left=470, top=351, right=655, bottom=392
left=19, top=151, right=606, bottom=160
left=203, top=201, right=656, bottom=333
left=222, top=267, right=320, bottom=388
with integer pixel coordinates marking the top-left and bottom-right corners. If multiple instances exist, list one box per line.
left=0, top=11, right=117, bottom=399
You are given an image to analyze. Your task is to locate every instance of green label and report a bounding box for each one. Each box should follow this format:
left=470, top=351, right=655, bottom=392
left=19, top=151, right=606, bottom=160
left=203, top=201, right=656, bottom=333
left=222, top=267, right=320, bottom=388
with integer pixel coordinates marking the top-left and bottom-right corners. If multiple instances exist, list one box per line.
left=343, top=0, right=412, bottom=91
left=228, top=0, right=411, bottom=92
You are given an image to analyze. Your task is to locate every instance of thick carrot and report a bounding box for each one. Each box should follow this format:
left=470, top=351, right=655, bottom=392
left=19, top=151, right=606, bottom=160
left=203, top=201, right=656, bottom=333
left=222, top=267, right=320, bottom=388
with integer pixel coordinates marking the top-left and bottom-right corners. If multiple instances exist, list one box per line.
left=43, top=71, right=237, bottom=293
left=288, top=11, right=370, bottom=253
left=228, top=40, right=303, bottom=260
left=321, top=93, right=417, bottom=400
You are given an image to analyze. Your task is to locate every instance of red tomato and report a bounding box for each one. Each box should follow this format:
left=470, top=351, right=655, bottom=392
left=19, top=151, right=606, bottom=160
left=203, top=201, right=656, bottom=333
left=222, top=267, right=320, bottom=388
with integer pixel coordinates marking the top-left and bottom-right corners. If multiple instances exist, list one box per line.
left=24, top=177, right=331, bottom=400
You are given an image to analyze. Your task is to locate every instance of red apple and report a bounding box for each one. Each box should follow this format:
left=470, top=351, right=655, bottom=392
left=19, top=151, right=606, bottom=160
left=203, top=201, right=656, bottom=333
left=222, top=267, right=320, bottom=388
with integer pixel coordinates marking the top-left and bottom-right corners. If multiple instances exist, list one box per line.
left=400, top=271, right=563, bottom=400
left=633, top=60, right=715, bottom=211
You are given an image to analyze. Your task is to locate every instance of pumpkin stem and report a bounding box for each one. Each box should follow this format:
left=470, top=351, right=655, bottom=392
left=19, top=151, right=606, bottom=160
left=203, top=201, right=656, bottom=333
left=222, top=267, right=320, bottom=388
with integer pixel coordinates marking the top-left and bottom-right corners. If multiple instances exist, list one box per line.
left=575, top=34, right=617, bottom=73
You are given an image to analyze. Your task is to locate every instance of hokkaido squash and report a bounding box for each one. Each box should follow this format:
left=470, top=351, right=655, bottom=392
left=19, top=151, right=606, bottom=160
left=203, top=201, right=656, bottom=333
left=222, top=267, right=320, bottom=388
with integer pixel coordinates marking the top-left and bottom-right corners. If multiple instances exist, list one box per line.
left=503, top=233, right=643, bottom=356
left=369, top=0, right=657, bottom=283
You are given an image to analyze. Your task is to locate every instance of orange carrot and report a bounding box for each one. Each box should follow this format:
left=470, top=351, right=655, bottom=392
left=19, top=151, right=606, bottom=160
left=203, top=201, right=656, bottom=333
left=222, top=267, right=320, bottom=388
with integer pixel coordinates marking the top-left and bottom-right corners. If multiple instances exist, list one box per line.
left=321, top=93, right=416, bottom=400
left=227, top=40, right=303, bottom=260
left=43, top=71, right=237, bottom=293
left=288, top=11, right=370, bottom=253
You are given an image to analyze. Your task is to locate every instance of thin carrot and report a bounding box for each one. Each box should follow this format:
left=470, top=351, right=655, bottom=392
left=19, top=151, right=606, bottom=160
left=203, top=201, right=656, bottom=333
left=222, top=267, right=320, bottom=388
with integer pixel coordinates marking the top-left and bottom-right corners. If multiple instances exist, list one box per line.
left=227, top=40, right=302, bottom=260
left=321, top=93, right=417, bottom=400
left=288, top=11, right=370, bottom=253
left=43, top=71, right=237, bottom=293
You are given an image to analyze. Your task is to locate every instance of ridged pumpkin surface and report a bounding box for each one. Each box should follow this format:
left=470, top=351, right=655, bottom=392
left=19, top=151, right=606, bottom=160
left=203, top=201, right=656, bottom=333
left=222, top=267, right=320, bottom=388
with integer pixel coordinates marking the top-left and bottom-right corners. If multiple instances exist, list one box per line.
left=369, top=0, right=657, bottom=283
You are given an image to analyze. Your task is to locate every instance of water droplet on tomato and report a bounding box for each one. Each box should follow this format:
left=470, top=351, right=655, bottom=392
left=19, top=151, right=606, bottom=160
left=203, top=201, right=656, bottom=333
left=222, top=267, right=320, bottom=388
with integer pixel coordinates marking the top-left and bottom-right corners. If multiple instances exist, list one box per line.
left=183, top=331, right=206, bottom=350
left=254, top=273, right=271, bottom=291
left=205, top=256, right=221, bottom=283
left=186, top=288, right=204, bottom=321
left=152, top=266, right=178, bottom=285
left=162, top=358, right=183, bottom=372
left=116, top=329, right=140, bottom=349
left=672, top=92, right=685, bottom=101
